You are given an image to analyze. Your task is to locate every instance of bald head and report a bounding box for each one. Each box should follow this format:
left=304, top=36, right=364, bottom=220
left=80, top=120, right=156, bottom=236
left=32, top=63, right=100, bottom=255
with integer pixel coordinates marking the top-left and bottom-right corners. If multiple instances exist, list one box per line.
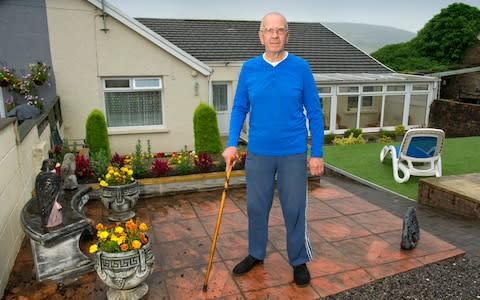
left=259, top=12, right=288, bottom=32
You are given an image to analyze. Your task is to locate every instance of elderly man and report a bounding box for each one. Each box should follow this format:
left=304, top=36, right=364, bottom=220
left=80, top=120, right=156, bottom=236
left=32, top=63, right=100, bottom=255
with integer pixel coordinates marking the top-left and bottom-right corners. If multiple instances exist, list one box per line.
left=223, top=12, right=324, bottom=287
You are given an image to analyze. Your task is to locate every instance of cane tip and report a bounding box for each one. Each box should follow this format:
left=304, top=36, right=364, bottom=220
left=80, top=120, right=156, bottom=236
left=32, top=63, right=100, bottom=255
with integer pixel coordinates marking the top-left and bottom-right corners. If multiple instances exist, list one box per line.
left=202, top=285, right=208, bottom=292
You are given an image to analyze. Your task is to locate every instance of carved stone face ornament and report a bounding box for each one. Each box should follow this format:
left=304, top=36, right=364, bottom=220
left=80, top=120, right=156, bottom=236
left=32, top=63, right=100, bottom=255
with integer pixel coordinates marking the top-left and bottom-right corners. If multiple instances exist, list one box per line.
left=35, top=170, right=63, bottom=228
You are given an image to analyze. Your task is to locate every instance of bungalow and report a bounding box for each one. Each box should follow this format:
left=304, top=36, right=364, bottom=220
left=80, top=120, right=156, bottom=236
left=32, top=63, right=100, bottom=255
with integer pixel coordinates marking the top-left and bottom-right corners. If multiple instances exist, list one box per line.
left=42, top=0, right=439, bottom=155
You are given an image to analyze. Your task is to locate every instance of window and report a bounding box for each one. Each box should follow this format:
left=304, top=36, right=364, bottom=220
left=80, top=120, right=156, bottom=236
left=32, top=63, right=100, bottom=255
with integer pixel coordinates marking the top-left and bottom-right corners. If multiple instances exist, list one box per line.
left=387, top=85, right=405, bottom=92
left=103, top=78, right=163, bottom=128
left=412, top=83, right=429, bottom=91
left=363, top=86, right=383, bottom=93
left=338, top=86, right=359, bottom=93
left=212, top=83, right=228, bottom=112
left=317, top=86, right=332, bottom=94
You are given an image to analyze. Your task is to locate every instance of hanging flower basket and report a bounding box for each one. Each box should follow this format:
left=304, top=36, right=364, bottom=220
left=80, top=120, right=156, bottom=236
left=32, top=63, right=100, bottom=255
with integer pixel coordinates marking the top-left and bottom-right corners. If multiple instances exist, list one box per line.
left=0, top=66, right=15, bottom=87
left=28, top=62, right=50, bottom=86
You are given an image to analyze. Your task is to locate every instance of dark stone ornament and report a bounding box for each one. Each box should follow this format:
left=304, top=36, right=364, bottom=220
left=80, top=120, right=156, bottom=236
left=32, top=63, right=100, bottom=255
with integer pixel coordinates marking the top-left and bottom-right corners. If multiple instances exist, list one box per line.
left=401, top=206, right=420, bottom=250
left=35, top=165, right=62, bottom=228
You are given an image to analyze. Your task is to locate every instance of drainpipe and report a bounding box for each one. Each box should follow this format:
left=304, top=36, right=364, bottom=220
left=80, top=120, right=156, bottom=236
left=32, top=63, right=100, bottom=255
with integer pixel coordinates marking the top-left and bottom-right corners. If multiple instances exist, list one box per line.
left=100, top=0, right=109, bottom=33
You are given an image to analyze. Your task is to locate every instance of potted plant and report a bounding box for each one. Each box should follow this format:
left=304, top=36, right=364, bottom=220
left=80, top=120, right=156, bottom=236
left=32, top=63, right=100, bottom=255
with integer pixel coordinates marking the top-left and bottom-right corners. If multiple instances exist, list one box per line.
left=0, top=66, right=15, bottom=87
left=25, top=94, right=44, bottom=110
left=89, top=219, right=154, bottom=300
left=28, top=61, right=50, bottom=86
left=99, top=165, right=140, bottom=221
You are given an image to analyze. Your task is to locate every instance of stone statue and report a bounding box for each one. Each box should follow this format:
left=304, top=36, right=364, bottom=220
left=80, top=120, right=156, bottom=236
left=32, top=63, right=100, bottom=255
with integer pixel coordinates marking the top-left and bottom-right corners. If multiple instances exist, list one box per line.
left=35, top=164, right=63, bottom=228
left=401, top=206, right=420, bottom=250
left=41, top=158, right=57, bottom=172
left=61, top=153, right=78, bottom=190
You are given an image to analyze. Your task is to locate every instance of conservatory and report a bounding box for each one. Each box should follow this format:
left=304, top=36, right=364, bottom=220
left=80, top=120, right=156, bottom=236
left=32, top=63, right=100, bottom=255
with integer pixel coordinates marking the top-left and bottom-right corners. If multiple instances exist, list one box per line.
left=315, top=73, right=440, bottom=134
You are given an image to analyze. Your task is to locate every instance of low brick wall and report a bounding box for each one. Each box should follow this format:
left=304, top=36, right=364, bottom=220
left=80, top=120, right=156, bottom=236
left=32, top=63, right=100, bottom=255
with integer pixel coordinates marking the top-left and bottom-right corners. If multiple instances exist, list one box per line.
left=418, top=177, right=480, bottom=219
left=429, top=99, right=480, bottom=137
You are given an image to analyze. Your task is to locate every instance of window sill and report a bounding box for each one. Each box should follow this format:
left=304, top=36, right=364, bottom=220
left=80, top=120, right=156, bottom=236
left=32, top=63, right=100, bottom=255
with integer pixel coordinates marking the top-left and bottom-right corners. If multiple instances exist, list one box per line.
left=108, top=126, right=169, bottom=135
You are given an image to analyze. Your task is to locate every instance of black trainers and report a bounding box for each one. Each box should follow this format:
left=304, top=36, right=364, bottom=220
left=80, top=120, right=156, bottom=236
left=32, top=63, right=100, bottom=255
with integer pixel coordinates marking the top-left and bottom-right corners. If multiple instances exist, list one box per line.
left=293, top=263, right=310, bottom=287
left=232, top=255, right=263, bottom=275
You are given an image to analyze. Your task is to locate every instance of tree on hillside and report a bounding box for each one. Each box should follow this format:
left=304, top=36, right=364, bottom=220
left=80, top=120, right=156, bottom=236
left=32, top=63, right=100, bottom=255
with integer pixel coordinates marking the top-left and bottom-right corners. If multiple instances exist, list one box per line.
left=413, top=3, right=480, bottom=63
left=372, top=3, right=480, bottom=72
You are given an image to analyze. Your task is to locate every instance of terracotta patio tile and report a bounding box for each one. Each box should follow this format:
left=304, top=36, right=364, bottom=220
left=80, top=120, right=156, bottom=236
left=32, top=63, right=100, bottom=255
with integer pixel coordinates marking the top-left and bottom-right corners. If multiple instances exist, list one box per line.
left=191, top=194, right=242, bottom=218
left=309, top=216, right=372, bottom=242
left=323, top=196, right=382, bottom=215
left=156, top=236, right=214, bottom=270
left=226, top=252, right=291, bottom=292
left=414, top=230, right=459, bottom=253
left=350, top=210, right=404, bottom=234
left=215, top=231, right=250, bottom=261
left=416, top=248, right=465, bottom=265
left=310, top=185, right=354, bottom=201
left=307, top=200, right=343, bottom=221
left=311, top=268, right=375, bottom=298
left=164, top=262, right=241, bottom=299
left=144, top=270, right=169, bottom=298
left=201, top=211, right=248, bottom=236
left=308, top=241, right=360, bottom=277
left=377, top=229, right=461, bottom=259
left=365, top=258, right=424, bottom=280
left=244, top=283, right=320, bottom=299
left=152, top=218, right=209, bottom=243
left=332, top=235, right=411, bottom=267
left=147, top=198, right=197, bottom=222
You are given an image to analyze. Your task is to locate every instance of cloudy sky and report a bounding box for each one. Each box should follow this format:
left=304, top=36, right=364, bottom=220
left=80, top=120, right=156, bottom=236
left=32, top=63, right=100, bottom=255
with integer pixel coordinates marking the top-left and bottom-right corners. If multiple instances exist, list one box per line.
left=107, top=0, right=479, bottom=33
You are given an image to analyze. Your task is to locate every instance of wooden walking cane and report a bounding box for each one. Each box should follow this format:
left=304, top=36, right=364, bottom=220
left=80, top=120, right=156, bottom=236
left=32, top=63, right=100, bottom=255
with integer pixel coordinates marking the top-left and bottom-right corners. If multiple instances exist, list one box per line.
left=202, top=161, right=234, bottom=292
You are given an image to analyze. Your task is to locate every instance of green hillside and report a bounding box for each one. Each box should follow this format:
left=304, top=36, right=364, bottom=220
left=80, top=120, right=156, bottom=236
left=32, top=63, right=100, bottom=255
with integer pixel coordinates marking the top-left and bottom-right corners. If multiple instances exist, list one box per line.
left=371, top=3, right=480, bottom=72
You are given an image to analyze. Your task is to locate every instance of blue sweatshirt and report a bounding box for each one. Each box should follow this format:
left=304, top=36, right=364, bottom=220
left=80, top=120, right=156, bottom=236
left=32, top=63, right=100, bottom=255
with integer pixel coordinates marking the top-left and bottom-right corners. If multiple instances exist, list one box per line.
left=227, top=53, right=324, bottom=157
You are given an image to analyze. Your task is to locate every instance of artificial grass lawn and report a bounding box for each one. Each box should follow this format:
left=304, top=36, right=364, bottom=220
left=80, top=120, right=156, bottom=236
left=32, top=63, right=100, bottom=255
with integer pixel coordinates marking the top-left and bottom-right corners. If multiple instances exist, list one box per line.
left=323, top=136, right=480, bottom=200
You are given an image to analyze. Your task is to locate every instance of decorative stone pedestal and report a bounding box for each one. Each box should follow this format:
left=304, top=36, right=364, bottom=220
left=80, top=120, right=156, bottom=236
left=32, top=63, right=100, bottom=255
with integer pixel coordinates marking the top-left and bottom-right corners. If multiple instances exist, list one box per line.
left=100, top=181, right=140, bottom=222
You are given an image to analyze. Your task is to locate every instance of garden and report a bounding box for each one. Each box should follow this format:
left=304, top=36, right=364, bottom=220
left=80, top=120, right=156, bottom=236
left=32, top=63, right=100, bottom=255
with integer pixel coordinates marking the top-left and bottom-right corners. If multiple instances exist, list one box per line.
left=50, top=104, right=246, bottom=186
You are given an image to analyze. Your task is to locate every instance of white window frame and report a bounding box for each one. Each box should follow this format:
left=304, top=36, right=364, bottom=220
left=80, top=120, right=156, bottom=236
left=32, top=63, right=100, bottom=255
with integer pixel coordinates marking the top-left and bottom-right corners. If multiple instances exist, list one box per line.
left=211, top=82, right=231, bottom=112
left=103, top=77, right=166, bottom=134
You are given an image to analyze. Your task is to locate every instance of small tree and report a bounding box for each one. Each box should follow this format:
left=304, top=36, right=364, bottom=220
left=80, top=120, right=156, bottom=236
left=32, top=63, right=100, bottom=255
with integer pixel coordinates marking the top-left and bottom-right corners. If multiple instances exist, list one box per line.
left=193, top=103, right=223, bottom=155
left=85, top=109, right=111, bottom=158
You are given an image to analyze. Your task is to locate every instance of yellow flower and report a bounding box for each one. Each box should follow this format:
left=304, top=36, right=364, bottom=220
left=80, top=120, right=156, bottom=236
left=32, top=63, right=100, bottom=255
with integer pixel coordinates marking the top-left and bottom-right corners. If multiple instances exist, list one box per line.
left=97, top=230, right=109, bottom=240
left=105, top=173, right=111, bottom=180
left=89, top=244, right=98, bottom=253
left=128, top=169, right=133, bottom=176
left=110, top=234, right=118, bottom=243
left=139, top=223, right=149, bottom=232
left=117, top=234, right=126, bottom=245
left=100, top=180, right=108, bottom=187
left=132, top=240, right=142, bottom=250
left=90, top=220, right=150, bottom=253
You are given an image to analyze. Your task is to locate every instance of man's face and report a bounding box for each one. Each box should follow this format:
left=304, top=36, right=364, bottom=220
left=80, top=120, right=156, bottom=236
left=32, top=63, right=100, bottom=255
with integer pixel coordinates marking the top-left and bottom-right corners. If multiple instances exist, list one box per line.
left=259, top=14, right=289, bottom=54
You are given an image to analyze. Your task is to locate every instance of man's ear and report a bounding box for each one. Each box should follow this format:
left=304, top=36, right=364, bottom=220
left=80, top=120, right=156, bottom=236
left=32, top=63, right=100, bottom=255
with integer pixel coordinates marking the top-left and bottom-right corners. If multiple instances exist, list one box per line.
left=258, top=31, right=265, bottom=45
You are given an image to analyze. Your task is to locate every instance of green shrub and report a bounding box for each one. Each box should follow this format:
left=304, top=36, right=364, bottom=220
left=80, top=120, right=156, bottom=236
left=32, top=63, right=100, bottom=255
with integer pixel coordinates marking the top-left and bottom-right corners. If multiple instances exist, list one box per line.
left=333, top=133, right=366, bottom=145
left=91, top=149, right=110, bottom=178
left=193, top=103, right=223, bottom=154
left=343, top=128, right=363, bottom=138
left=324, top=134, right=335, bottom=144
left=379, top=130, right=396, bottom=139
left=85, top=109, right=111, bottom=158
left=131, top=140, right=153, bottom=179
left=377, top=136, right=394, bottom=144
left=394, top=124, right=406, bottom=136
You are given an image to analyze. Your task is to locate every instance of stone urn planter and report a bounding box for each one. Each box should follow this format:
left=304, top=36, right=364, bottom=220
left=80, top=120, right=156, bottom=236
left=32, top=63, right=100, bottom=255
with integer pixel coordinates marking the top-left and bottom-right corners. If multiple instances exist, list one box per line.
left=100, top=181, right=140, bottom=221
left=94, top=238, right=154, bottom=300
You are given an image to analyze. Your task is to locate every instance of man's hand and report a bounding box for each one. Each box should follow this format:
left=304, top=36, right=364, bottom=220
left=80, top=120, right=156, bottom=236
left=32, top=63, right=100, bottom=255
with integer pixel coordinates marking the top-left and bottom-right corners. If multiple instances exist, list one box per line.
left=309, top=157, right=324, bottom=176
left=222, top=146, right=238, bottom=170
